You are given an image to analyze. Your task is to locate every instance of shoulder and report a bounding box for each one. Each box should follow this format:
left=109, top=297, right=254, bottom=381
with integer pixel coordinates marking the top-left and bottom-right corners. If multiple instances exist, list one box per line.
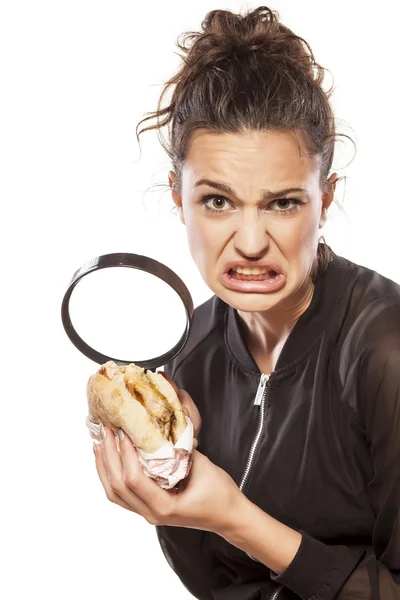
left=330, top=253, right=400, bottom=349
left=326, top=253, right=400, bottom=392
left=338, top=257, right=400, bottom=350
left=333, top=252, right=400, bottom=306
left=320, top=257, right=400, bottom=437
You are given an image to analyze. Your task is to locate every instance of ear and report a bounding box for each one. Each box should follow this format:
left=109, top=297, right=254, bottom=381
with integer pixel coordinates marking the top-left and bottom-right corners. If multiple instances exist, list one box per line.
left=168, top=170, right=185, bottom=225
left=319, top=207, right=328, bottom=229
left=319, top=172, right=338, bottom=229
left=329, top=172, right=339, bottom=194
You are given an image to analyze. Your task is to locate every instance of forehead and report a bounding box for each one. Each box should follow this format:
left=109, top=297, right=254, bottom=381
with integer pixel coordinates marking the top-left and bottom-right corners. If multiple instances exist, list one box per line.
left=183, top=128, right=319, bottom=188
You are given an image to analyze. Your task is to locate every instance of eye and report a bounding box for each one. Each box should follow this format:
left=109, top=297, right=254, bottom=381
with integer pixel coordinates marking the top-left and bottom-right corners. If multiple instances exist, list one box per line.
left=199, top=194, right=303, bottom=215
left=273, top=198, right=298, bottom=211
left=270, top=198, right=303, bottom=213
left=199, top=194, right=232, bottom=214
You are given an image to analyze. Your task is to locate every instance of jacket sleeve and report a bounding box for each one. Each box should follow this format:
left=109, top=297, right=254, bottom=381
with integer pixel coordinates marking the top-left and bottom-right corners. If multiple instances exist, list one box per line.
left=269, top=300, right=400, bottom=600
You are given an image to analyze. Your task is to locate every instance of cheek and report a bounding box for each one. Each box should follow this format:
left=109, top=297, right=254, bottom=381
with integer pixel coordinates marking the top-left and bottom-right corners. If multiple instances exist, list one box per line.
left=287, top=222, right=315, bottom=249
left=282, top=209, right=319, bottom=247
left=185, top=215, right=225, bottom=273
left=284, top=216, right=320, bottom=272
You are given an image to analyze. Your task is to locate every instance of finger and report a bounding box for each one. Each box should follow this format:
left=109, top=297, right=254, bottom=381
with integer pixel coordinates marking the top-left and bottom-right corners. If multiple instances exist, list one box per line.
left=101, top=427, right=152, bottom=516
left=178, top=395, right=202, bottom=437
left=157, top=370, right=179, bottom=394
left=157, top=373, right=201, bottom=429
left=118, top=430, right=173, bottom=517
left=93, top=443, right=136, bottom=512
left=179, top=405, right=199, bottom=445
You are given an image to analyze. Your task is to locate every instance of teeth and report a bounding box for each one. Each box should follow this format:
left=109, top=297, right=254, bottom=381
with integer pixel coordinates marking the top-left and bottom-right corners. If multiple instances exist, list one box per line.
left=233, top=266, right=271, bottom=275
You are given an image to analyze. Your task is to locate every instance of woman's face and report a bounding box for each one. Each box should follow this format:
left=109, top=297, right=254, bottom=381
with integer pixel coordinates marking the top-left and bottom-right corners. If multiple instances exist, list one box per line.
left=170, top=128, right=336, bottom=313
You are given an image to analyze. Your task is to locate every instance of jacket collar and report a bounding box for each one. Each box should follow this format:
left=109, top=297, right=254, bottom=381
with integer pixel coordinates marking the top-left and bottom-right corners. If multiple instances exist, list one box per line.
left=225, top=244, right=349, bottom=375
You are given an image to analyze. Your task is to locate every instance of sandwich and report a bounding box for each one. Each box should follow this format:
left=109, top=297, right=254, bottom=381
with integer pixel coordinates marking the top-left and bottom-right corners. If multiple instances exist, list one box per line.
left=87, top=360, right=188, bottom=454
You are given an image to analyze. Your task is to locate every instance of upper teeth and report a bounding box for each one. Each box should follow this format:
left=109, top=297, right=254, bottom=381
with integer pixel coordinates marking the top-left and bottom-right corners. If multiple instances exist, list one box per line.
left=233, top=266, right=272, bottom=275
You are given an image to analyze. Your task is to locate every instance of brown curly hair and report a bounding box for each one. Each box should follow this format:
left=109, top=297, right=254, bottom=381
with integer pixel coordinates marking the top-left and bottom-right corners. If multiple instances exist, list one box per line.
left=136, top=6, right=355, bottom=282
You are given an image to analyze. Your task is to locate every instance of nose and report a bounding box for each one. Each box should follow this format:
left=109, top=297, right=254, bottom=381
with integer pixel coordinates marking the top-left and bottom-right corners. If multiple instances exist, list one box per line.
left=233, top=213, right=269, bottom=258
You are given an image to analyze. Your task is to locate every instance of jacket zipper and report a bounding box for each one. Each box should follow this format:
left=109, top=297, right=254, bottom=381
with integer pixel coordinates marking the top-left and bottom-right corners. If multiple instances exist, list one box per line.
left=239, top=373, right=270, bottom=492
left=270, top=584, right=284, bottom=599
left=240, top=372, right=282, bottom=599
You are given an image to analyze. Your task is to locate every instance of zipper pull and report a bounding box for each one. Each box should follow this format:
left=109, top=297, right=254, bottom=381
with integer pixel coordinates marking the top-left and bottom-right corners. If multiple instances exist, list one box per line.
left=253, top=373, right=269, bottom=406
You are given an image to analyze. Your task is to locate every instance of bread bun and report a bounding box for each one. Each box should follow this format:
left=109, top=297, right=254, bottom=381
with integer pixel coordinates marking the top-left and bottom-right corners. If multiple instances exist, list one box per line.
left=87, top=360, right=187, bottom=453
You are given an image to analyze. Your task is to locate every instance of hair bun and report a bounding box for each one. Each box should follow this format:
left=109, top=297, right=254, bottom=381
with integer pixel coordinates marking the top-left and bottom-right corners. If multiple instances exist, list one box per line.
left=201, top=6, right=277, bottom=37
left=177, top=6, right=318, bottom=83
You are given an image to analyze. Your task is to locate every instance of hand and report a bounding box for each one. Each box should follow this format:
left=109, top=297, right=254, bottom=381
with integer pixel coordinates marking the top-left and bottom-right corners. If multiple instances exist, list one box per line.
left=93, top=426, right=243, bottom=535
left=157, top=370, right=202, bottom=449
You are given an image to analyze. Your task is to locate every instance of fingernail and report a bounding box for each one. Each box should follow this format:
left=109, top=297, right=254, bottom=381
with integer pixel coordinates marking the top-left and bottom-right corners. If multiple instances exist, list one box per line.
left=100, top=423, right=106, bottom=441
left=117, top=428, right=125, bottom=442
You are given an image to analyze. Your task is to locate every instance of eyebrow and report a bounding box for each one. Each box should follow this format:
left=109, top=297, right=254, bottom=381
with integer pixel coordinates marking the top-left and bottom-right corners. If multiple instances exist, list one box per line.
left=193, top=178, right=307, bottom=200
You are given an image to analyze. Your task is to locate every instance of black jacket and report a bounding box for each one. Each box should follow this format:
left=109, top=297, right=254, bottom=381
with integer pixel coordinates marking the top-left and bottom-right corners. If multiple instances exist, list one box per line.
left=156, top=244, right=400, bottom=600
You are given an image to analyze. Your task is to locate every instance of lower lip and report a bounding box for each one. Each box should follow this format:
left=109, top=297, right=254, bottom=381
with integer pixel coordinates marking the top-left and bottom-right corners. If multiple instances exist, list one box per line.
left=221, top=270, right=287, bottom=293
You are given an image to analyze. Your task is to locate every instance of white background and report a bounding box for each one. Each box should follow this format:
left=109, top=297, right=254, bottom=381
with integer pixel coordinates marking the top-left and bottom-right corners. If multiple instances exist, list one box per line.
left=1, top=1, right=399, bottom=598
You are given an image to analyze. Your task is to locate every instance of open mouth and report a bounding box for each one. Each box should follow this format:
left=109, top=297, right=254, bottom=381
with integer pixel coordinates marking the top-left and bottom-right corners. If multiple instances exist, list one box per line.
left=228, top=269, right=279, bottom=281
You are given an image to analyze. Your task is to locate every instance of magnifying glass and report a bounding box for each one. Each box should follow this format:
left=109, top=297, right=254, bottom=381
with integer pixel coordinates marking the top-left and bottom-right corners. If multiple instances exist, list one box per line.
left=61, top=253, right=194, bottom=370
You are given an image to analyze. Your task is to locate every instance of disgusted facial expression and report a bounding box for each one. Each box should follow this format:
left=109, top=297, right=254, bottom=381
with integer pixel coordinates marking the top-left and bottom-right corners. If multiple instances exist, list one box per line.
left=170, top=128, right=336, bottom=313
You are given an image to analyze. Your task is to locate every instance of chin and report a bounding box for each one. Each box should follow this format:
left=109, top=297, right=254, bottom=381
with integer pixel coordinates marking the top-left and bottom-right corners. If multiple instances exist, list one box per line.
left=213, top=283, right=287, bottom=312
left=226, top=294, right=283, bottom=312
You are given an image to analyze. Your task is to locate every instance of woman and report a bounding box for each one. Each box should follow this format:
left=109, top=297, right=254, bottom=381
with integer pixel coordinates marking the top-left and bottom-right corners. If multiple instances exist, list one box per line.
left=92, top=7, right=400, bottom=599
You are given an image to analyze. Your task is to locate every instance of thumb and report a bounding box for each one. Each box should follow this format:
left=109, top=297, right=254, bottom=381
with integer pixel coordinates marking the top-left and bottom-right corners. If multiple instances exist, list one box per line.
left=157, top=370, right=179, bottom=394
left=157, top=371, right=198, bottom=431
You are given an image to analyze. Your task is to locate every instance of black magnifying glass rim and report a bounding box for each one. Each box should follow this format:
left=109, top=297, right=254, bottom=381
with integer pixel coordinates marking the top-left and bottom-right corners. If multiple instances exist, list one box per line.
left=61, top=252, right=194, bottom=370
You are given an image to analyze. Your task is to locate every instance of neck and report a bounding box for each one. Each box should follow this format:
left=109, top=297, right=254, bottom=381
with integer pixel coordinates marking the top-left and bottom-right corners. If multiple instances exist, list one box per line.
left=236, top=277, right=315, bottom=355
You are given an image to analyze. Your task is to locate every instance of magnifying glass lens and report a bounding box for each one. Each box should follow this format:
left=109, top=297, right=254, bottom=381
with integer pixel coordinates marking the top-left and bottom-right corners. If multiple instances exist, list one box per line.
left=62, top=253, right=194, bottom=369
left=68, top=267, right=187, bottom=362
